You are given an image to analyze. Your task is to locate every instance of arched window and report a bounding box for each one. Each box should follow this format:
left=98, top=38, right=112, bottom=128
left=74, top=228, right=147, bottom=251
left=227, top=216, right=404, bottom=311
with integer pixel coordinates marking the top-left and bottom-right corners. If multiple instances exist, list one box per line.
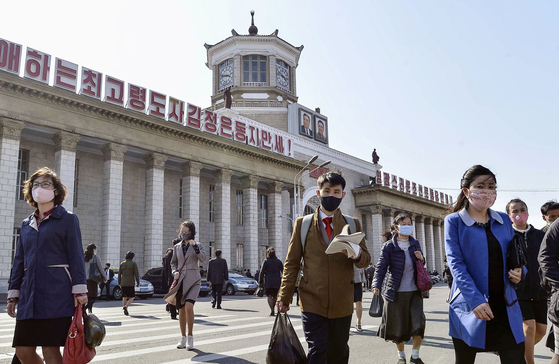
left=242, top=55, right=267, bottom=85
left=218, top=59, right=234, bottom=91
left=276, top=59, right=290, bottom=92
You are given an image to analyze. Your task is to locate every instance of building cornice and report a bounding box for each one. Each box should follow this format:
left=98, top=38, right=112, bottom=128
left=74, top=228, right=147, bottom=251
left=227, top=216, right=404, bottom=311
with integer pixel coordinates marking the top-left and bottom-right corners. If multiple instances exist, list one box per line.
left=0, top=76, right=305, bottom=175
left=352, top=185, right=448, bottom=208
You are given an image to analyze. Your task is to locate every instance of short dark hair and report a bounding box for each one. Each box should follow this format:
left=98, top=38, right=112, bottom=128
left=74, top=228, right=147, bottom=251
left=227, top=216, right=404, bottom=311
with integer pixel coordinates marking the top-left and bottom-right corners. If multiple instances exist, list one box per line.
left=125, top=251, right=135, bottom=260
left=23, top=167, right=68, bottom=209
left=506, top=198, right=527, bottom=214
left=105, top=263, right=111, bottom=267
left=215, top=249, right=222, bottom=257
left=318, top=120, right=324, bottom=127
left=541, top=200, right=559, bottom=216
left=267, top=247, right=276, bottom=259
left=317, top=172, right=346, bottom=190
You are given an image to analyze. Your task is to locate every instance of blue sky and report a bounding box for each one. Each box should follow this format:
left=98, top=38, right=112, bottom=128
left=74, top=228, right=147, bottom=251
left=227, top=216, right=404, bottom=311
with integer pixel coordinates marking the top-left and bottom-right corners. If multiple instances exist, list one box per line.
left=2, top=0, right=557, bottom=227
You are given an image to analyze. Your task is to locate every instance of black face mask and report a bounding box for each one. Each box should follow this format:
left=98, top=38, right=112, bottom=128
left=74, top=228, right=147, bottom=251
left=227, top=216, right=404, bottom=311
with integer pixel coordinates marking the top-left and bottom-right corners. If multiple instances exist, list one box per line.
left=320, top=196, right=342, bottom=212
left=181, top=233, right=194, bottom=241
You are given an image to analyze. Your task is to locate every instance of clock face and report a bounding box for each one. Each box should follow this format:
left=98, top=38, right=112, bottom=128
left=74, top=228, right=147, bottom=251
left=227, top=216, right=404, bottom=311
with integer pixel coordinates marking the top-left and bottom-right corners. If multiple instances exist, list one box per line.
left=219, top=64, right=233, bottom=88
left=276, top=65, right=290, bottom=89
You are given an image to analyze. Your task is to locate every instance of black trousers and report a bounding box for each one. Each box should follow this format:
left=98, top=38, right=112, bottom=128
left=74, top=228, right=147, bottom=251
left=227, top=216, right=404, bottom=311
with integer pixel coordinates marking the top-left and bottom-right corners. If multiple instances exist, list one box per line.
left=452, top=337, right=526, bottom=364
left=99, top=280, right=111, bottom=299
left=212, top=284, right=223, bottom=307
left=301, top=311, right=352, bottom=364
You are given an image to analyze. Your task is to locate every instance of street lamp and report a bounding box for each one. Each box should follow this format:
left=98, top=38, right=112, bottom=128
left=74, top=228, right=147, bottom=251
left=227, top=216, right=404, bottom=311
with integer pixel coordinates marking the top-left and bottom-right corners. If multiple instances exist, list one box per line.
left=294, top=160, right=331, bottom=220
left=293, top=155, right=318, bottom=222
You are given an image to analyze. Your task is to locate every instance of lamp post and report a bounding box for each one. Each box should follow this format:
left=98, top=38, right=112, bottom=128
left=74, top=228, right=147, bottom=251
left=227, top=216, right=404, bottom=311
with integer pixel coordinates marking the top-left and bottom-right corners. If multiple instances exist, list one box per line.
left=295, top=160, right=331, bottom=222
left=293, top=155, right=318, bottom=223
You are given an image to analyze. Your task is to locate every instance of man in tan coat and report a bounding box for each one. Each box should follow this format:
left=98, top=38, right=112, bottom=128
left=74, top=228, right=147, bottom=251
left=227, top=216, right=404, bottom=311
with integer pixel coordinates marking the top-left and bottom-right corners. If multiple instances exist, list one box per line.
left=278, top=172, right=370, bottom=364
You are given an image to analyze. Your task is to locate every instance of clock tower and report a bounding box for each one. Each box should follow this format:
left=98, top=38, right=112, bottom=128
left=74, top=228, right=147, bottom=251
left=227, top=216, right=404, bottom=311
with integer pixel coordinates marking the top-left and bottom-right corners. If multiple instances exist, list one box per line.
left=205, top=11, right=304, bottom=131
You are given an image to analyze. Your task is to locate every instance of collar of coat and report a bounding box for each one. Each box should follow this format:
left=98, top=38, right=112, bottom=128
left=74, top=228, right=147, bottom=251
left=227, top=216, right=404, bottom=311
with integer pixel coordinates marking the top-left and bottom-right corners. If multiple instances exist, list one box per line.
left=26, top=205, right=67, bottom=231
left=389, top=234, right=421, bottom=251
left=458, top=208, right=503, bottom=227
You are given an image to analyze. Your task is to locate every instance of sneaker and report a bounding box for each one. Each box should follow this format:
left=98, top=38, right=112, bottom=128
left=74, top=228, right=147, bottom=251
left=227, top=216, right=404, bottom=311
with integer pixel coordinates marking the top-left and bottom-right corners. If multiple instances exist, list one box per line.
left=397, top=359, right=406, bottom=364
left=410, top=357, right=424, bottom=364
left=123, top=306, right=129, bottom=316
left=187, top=335, right=194, bottom=350
left=177, top=336, right=186, bottom=349
left=356, top=324, right=362, bottom=332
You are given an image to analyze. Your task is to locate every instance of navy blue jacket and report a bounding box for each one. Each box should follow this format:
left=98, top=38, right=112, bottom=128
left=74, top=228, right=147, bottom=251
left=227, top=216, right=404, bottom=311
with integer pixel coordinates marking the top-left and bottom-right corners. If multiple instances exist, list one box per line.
left=372, top=235, right=423, bottom=302
left=8, top=205, right=87, bottom=320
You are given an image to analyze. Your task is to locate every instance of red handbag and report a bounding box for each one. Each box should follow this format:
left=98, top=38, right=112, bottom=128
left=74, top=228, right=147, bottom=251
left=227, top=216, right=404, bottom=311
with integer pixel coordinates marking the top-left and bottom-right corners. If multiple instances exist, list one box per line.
left=62, top=304, right=96, bottom=364
left=415, top=260, right=433, bottom=292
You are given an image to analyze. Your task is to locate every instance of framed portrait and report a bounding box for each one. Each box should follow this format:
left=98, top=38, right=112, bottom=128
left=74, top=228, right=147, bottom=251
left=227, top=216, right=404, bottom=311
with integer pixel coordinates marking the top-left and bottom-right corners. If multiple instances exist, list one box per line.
left=314, top=116, right=328, bottom=144
left=299, top=109, right=313, bottom=138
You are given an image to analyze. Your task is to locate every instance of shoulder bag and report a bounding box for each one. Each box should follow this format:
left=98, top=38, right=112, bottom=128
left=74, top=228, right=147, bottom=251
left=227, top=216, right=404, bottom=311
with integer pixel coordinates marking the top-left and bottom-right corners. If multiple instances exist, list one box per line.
left=88, top=258, right=103, bottom=283
left=84, top=312, right=106, bottom=348
left=415, top=259, right=433, bottom=292
left=507, top=233, right=527, bottom=271
left=62, top=304, right=96, bottom=364
left=163, top=251, right=188, bottom=305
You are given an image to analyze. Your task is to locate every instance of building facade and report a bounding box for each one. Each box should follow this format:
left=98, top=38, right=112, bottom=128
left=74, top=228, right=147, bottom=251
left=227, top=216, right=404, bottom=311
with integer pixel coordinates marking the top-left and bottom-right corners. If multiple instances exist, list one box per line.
left=0, top=15, right=450, bottom=293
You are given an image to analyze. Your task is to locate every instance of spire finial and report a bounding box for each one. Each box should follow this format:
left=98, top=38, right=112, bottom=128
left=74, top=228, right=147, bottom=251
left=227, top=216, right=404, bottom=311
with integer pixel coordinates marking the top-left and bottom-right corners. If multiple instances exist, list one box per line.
left=248, top=10, right=258, bottom=35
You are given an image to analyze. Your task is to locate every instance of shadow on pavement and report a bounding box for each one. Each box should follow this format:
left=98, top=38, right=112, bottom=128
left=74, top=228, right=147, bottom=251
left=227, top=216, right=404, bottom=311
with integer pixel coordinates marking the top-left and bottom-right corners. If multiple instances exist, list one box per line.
left=187, top=349, right=258, bottom=363
left=101, top=321, right=123, bottom=326
left=128, top=315, right=160, bottom=319
left=220, top=308, right=258, bottom=313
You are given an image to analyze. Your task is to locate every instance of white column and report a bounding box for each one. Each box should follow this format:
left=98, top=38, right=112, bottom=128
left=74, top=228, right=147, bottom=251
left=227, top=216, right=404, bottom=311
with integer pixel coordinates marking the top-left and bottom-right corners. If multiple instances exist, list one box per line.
left=234, top=54, right=241, bottom=87
left=100, top=143, right=127, bottom=266
left=415, top=216, right=426, bottom=261
left=241, top=175, right=260, bottom=273
left=213, top=169, right=233, bottom=264
left=269, top=55, right=277, bottom=88
left=52, top=131, right=81, bottom=209
left=424, top=218, right=435, bottom=271
left=0, top=118, right=25, bottom=288
left=434, top=221, right=445, bottom=273
left=383, top=208, right=393, bottom=233
left=143, top=153, right=167, bottom=272
left=370, top=205, right=384, bottom=265
left=180, top=161, right=203, bottom=233
left=268, top=181, right=284, bottom=261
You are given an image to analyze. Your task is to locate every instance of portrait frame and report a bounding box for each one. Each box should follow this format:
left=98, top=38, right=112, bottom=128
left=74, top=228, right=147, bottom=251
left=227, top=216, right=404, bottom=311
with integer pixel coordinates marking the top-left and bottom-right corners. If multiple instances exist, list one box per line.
left=298, top=108, right=313, bottom=138
left=314, top=115, right=328, bottom=144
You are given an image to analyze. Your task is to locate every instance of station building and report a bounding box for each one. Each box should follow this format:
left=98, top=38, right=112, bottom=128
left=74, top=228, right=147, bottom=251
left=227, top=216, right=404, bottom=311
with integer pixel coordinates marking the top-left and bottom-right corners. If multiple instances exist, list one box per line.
left=0, top=14, right=449, bottom=292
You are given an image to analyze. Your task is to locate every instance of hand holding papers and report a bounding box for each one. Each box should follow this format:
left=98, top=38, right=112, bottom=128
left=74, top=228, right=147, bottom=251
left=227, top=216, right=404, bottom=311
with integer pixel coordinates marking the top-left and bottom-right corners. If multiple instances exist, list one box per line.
left=325, top=224, right=365, bottom=259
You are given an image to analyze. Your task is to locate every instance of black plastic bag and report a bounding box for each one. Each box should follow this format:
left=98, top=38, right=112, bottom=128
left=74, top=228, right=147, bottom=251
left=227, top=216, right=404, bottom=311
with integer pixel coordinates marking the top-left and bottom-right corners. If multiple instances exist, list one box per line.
left=84, top=313, right=106, bottom=348
left=266, top=313, right=306, bottom=364
left=369, top=293, right=383, bottom=317
left=256, top=287, right=265, bottom=297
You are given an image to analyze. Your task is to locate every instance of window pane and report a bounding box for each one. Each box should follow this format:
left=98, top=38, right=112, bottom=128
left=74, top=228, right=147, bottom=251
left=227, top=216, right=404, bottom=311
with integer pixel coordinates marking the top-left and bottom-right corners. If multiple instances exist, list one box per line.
left=260, top=73, right=266, bottom=82
left=243, top=72, right=249, bottom=82
left=260, top=56, right=266, bottom=61
left=243, top=61, right=249, bottom=70
left=260, top=62, right=266, bottom=71
left=252, top=73, right=258, bottom=82
left=252, top=62, right=257, bottom=72
left=252, top=55, right=258, bottom=61
left=243, top=56, right=248, bottom=61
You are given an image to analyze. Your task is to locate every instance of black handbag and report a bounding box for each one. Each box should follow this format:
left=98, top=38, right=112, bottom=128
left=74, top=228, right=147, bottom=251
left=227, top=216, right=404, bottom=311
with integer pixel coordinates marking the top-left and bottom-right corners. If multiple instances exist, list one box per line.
left=88, top=261, right=103, bottom=284
left=256, top=287, right=265, bottom=297
left=84, top=312, right=106, bottom=348
left=266, top=313, right=306, bottom=364
left=507, top=233, right=527, bottom=271
left=368, top=293, right=383, bottom=318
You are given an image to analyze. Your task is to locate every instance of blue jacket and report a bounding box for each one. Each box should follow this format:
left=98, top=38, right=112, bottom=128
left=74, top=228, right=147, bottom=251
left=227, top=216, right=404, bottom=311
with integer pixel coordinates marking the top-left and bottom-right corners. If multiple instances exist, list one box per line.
left=8, top=205, right=87, bottom=320
left=445, top=209, right=524, bottom=349
left=372, top=235, right=423, bottom=302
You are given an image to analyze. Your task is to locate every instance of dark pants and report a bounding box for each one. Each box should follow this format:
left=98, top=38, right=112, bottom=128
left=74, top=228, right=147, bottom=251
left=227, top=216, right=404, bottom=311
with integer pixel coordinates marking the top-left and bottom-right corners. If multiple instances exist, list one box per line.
left=301, top=311, right=352, bottom=364
left=212, top=284, right=223, bottom=307
left=166, top=303, right=177, bottom=318
left=100, top=280, right=112, bottom=299
left=452, top=337, right=526, bottom=364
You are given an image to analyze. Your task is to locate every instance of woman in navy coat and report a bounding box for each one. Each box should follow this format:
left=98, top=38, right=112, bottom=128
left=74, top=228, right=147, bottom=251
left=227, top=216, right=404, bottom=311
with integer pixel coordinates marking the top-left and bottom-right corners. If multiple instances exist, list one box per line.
left=445, top=165, right=524, bottom=364
left=7, top=167, right=87, bottom=364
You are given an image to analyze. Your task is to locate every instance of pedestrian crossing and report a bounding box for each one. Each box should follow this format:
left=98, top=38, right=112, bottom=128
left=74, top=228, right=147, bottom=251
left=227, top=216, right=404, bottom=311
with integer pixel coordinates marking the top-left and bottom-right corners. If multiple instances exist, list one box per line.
left=0, top=297, right=378, bottom=363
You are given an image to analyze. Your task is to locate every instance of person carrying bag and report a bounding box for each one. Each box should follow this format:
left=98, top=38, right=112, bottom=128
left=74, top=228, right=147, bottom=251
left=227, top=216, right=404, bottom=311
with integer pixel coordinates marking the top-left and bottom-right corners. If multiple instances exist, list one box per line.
left=62, top=304, right=96, bottom=364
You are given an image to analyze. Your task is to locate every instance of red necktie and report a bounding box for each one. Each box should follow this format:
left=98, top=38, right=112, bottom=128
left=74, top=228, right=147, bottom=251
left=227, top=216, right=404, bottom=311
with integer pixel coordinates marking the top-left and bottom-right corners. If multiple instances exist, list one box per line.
left=323, top=217, right=333, bottom=239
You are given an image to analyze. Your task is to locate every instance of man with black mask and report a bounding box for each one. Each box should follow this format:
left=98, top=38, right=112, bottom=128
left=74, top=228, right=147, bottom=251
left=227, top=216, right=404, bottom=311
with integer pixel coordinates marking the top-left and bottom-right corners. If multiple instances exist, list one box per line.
left=277, top=172, right=371, bottom=364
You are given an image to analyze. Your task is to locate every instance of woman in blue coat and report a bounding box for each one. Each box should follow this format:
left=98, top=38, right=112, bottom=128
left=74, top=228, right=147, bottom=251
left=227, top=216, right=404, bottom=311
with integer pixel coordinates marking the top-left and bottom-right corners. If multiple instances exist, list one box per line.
left=7, top=167, right=87, bottom=364
left=445, top=165, right=524, bottom=364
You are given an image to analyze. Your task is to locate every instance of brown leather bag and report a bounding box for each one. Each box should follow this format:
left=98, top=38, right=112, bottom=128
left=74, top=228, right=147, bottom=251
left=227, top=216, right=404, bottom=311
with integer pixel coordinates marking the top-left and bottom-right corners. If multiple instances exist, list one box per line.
left=62, top=304, right=96, bottom=364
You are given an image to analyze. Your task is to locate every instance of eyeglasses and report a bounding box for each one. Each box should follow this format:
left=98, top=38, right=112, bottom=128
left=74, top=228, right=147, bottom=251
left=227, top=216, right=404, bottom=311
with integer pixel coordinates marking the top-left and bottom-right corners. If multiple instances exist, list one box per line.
left=31, top=182, right=54, bottom=189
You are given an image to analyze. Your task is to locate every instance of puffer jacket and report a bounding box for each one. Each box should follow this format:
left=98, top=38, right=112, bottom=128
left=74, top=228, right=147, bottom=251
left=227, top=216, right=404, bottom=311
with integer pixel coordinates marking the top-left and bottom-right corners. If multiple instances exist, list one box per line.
left=514, top=225, right=546, bottom=301
left=372, top=235, right=423, bottom=302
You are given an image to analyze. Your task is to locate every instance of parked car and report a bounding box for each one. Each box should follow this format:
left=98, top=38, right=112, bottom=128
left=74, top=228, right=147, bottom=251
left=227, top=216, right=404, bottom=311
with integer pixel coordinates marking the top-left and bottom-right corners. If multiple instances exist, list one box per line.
left=142, top=266, right=210, bottom=297
left=98, top=269, right=155, bottom=300
left=221, top=272, right=258, bottom=296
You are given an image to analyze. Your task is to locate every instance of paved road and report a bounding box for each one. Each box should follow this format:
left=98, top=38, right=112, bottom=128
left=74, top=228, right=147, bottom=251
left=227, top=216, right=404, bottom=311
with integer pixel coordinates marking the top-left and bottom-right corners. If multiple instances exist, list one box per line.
left=0, top=285, right=553, bottom=363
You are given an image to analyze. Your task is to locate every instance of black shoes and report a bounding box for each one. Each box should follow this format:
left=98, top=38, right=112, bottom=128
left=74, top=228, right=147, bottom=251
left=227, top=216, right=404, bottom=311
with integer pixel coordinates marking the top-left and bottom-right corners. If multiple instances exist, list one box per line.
left=217, top=305, right=222, bottom=309
left=410, top=357, right=424, bottom=364
left=123, top=306, right=129, bottom=316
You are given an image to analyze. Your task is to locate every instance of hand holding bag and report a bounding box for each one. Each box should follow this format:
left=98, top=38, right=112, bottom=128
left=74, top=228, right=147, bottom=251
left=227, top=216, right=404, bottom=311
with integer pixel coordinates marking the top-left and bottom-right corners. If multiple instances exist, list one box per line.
left=507, top=233, right=527, bottom=271
left=62, top=305, right=96, bottom=364
left=369, top=293, right=384, bottom=317
left=266, top=313, right=306, bottom=364
left=163, top=253, right=188, bottom=305
left=415, top=259, right=433, bottom=292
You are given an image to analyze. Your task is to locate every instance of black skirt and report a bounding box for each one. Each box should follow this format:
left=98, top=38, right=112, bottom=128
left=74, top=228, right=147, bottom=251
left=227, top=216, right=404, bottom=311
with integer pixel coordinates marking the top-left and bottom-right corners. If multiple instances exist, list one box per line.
left=13, top=317, right=72, bottom=347
left=122, top=286, right=135, bottom=298
left=377, top=291, right=425, bottom=343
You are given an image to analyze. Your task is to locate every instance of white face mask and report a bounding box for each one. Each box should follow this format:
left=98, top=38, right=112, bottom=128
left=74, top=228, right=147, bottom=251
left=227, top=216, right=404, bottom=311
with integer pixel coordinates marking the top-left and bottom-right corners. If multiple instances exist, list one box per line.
left=398, top=225, right=414, bottom=236
left=32, top=187, right=55, bottom=204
